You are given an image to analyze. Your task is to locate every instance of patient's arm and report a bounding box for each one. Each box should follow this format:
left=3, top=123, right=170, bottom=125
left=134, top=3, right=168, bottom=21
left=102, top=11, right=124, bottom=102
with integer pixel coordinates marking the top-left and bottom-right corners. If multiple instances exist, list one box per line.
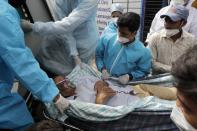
left=133, top=84, right=177, bottom=100
left=94, top=80, right=116, bottom=104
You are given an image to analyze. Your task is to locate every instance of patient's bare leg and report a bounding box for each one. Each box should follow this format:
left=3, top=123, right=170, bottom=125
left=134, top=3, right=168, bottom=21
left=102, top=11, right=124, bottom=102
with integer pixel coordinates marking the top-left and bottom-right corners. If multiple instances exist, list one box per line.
left=94, top=80, right=116, bottom=104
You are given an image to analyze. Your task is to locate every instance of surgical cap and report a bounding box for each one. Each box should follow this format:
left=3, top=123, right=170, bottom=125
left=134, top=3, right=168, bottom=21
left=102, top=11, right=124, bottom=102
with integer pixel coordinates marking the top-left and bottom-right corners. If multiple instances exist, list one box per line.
left=111, top=3, right=124, bottom=14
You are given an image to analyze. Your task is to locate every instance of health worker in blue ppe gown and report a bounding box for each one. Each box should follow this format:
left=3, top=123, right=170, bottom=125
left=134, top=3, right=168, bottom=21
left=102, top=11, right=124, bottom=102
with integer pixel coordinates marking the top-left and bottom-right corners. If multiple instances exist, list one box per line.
left=22, top=0, right=99, bottom=77
left=96, top=12, right=152, bottom=85
left=101, top=3, right=124, bottom=37
left=0, top=0, right=69, bottom=130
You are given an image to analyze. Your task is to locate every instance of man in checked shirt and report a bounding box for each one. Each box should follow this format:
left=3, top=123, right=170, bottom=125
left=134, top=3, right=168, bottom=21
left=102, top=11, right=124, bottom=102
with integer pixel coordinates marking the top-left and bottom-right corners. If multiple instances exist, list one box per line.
left=148, top=5, right=197, bottom=74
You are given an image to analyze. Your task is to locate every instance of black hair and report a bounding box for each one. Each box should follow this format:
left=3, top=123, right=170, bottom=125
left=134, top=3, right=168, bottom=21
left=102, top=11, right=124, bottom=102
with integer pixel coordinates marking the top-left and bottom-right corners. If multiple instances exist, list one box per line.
left=117, top=12, right=140, bottom=32
left=8, top=0, right=26, bottom=8
left=172, top=45, right=197, bottom=103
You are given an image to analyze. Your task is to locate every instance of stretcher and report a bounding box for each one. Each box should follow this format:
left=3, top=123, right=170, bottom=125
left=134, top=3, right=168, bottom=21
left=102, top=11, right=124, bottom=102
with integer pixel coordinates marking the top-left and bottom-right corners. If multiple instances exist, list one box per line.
left=43, top=109, right=178, bottom=131
left=43, top=65, right=178, bottom=131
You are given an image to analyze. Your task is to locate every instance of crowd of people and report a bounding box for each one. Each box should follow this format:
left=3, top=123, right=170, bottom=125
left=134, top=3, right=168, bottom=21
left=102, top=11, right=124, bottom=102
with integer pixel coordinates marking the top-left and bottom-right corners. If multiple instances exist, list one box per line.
left=0, top=0, right=197, bottom=130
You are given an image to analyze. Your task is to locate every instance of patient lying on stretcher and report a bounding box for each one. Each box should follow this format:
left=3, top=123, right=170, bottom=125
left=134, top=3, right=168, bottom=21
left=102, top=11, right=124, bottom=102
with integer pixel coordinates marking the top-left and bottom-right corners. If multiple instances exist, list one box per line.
left=54, top=76, right=177, bottom=106
left=54, top=76, right=118, bottom=105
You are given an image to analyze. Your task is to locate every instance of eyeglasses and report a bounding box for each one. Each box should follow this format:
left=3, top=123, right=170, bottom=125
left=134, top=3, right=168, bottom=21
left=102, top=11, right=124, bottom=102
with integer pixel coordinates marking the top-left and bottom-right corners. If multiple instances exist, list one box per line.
left=56, top=78, right=69, bottom=85
left=56, top=78, right=76, bottom=89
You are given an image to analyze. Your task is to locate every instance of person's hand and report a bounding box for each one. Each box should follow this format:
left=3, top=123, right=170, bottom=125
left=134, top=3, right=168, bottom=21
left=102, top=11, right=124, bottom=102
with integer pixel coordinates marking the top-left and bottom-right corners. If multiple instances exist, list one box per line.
left=192, top=0, right=197, bottom=9
left=54, top=94, right=69, bottom=114
left=118, top=74, right=130, bottom=84
left=79, top=62, right=87, bottom=69
left=25, top=120, right=64, bottom=131
left=54, top=76, right=76, bottom=97
left=102, top=69, right=110, bottom=80
left=21, top=19, right=33, bottom=32
left=73, top=55, right=81, bottom=66
left=73, top=56, right=88, bottom=69
left=94, top=80, right=116, bottom=104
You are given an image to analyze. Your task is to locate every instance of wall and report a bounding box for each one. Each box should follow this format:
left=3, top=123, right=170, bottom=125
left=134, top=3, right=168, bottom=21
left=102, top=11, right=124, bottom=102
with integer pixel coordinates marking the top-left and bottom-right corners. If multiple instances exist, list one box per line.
left=96, top=0, right=112, bottom=34
left=113, top=0, right=142, bottom=13
left=96, top=0, right=144, bottom=39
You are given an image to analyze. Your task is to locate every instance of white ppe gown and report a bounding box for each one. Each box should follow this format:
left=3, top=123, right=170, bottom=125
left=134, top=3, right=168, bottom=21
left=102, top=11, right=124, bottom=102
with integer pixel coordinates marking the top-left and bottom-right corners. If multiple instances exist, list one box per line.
left=34, top=0, right=99, bottom=75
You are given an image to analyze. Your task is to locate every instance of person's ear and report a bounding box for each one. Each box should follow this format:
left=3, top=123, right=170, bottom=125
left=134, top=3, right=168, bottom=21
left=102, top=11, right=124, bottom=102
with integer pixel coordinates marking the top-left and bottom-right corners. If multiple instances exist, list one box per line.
left=128, top=31, right=136, bottom=41
left=131, top=31, right=137, bottom=36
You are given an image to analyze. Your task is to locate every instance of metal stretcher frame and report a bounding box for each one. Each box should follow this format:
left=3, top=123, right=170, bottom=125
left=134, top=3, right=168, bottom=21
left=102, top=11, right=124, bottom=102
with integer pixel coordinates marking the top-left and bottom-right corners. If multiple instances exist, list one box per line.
left=65, top=109, right=179, bottom=131
left=43, top=111, right=83, bottom=131
left=42, top=106, right=178, bottom=131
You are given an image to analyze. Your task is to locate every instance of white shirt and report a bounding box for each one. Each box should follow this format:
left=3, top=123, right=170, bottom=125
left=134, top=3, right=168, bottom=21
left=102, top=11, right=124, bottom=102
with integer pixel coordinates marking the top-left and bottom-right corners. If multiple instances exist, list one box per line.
left=67, top=76, right=140, bottom=106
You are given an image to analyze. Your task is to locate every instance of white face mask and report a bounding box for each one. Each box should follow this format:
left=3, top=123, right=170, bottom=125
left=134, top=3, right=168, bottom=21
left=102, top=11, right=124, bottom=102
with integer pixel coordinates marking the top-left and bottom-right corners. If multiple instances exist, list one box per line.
left=118, top=36, right=130, bottom=44
left=171, top=105, right=197, bottom=131
left=165, top=28, right=180, bottom=38
left=111, top=17, right=118, bottom=24
left=170, top=0, right=185, bottom=6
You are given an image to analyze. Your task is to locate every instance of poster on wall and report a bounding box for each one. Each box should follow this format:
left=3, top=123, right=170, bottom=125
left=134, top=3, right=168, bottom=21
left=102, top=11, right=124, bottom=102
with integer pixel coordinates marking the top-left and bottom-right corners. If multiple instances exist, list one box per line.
left=96, top=0, right=112, bottom=35
left=96, top=0, right=145, bottom=40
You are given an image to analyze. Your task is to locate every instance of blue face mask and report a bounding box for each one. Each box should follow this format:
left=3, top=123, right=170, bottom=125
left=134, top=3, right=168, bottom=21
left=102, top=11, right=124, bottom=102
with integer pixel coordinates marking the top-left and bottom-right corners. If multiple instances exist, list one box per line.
left=8, top=0, right=26, bottom=8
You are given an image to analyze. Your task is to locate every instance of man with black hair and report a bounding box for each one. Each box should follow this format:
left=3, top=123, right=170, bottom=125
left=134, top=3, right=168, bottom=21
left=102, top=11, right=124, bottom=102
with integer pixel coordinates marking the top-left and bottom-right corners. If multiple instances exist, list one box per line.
left=96, top=12, right=152, bottom=84
left=171, top=44, right=197, bottom=130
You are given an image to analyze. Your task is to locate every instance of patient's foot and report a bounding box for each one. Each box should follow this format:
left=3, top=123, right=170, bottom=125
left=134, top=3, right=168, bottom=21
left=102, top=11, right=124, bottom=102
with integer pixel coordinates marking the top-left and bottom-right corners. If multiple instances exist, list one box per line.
left=95, top=80, right=116, bottom=104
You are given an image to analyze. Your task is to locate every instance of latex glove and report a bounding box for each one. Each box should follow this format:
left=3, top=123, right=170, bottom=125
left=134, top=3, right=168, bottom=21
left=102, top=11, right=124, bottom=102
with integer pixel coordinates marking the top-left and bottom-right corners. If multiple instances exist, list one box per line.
left=102, top=69, right=110, bottom=80
left=73, top=56, right=87, bottom=69
left=118, top=74, right=130, bottom=85
left=25, top=120, right=64, bottom=131
left=73, top=56, right=81, bottom=66
left=21, top=19, right=33, bottom=32
left=79, top=62, right=87, bottom=69
left=54, top=94, right=69, bottom=114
